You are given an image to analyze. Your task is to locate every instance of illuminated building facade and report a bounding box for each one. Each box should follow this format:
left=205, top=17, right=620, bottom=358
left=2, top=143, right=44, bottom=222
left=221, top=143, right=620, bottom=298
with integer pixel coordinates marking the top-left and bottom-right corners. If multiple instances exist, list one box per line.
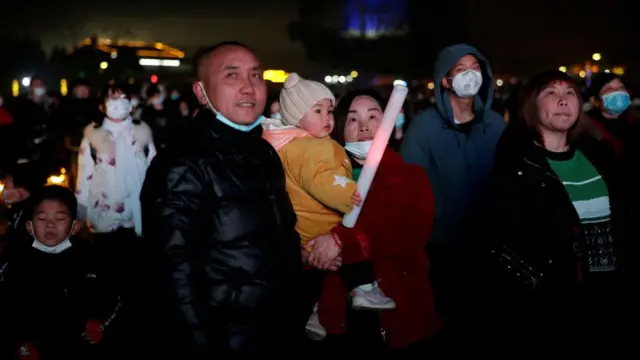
left=69, top=36, right=190, bottom=86
left=289, top=0, right=468, bottom=77
left=343, top=0, right=409, bottom=39
left=76, top=36, right=186, bottom=69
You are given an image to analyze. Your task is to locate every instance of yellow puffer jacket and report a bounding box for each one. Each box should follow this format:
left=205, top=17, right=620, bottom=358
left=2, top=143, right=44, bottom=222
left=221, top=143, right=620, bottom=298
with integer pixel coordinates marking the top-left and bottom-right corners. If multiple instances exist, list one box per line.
left=277, top=136, right=357, bottom=251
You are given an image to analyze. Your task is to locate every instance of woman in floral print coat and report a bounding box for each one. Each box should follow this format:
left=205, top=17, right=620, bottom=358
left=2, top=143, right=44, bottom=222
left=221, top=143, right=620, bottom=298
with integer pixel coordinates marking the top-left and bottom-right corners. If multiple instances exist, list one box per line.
left=75, top=84, right=156, bottom=297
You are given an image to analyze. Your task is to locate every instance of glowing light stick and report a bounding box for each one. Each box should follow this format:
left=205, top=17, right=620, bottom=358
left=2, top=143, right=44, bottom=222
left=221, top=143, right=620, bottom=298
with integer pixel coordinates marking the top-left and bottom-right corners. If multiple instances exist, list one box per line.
left=342, top=84, right=408, bottom=228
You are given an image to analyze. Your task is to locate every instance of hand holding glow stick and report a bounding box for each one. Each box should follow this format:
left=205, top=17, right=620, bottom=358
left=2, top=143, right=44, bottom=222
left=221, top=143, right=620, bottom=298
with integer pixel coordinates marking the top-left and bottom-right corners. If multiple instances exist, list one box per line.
left=342, top=84, right=409, bottom=228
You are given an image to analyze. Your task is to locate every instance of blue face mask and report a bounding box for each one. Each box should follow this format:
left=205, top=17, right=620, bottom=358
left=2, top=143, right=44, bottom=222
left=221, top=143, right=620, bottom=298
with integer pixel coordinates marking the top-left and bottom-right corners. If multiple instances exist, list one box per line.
left=170, top=92, right=180, bottom=101
left=198, top=82, right=264, bottom=132
left=216, top=112, right=265, bottom=132
left=602, top=91, right=630, bottom=116
left=395, top=113, right=405, bottom=128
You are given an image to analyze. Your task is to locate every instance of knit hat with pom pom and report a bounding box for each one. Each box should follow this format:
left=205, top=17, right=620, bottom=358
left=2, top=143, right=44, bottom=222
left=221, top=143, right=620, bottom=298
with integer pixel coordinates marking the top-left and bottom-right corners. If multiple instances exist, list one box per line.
left=279, top=73, right=335, bottom=127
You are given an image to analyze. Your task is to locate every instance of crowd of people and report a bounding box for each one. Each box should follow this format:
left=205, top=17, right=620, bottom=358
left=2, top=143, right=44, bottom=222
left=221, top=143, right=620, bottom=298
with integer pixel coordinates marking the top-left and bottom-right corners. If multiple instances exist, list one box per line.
left=0, top=40, right=638, bottom=358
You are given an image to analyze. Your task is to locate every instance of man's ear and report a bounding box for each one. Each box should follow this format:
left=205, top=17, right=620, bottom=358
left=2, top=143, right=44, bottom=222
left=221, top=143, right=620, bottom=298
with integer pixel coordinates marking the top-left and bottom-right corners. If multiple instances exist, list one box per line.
left=99, top=104, right=105, bottom=113
left=441, top=77, right=450, bottom=89
left=25, top=220, right=33, bottom=235
left=192, top=82, right=208, bottom=106
left=70, top=220, right=81, bottom=236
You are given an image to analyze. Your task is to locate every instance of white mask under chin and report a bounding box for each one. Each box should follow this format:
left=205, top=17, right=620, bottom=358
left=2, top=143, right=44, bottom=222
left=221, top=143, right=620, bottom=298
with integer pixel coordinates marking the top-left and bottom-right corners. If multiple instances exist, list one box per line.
left=344, top=140, right=373, bottom=160
left=29, top=220, right=75, bottom=254
left=451, top=70, right=483, bottom=98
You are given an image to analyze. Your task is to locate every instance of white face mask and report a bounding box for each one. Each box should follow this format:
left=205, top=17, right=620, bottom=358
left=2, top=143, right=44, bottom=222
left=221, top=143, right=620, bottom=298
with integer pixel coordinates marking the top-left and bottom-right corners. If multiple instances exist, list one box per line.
left=33, top=87, right=46, bottom=98
left=106, top=97, right=132, bottom=120
left=271, top=112, right=282, bottom=120
left=451, top=70, right=483, bottom=98
left=345, top=140, right=373, bottom=160
left=130, top=98, right=140, bottom=108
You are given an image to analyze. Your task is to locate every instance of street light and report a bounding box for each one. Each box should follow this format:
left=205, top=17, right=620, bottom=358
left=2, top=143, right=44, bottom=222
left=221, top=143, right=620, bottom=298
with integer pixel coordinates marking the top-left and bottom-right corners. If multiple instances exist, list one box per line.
left=558, top=66, right=567, bottom=73
left=592, top=53, right=601, bottom=61
left=100, top=61, right=108, bottom=70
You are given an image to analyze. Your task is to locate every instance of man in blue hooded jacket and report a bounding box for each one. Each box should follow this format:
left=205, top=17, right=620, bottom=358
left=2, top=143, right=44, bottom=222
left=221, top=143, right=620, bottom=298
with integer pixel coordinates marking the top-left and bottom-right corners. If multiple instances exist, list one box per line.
left=401, top=44, right=504, bottom=327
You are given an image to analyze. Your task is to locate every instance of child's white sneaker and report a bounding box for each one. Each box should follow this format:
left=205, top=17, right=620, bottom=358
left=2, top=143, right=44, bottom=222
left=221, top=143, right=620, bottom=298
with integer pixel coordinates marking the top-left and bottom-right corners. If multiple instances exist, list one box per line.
left=305, top=304, right=326, bottom=341
left=351, top=282, right=396, bottom=310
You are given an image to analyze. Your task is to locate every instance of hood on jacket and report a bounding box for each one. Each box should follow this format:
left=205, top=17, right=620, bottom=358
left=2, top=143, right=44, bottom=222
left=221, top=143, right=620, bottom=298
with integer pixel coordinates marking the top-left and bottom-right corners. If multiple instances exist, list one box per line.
left=433, top=44, right=495, bottom=125
left=261, top=117, right=311, bottom=151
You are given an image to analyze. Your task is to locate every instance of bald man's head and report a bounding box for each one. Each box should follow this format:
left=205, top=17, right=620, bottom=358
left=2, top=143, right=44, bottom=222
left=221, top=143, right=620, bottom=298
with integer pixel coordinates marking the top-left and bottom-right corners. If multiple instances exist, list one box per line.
left=192, top=42, right=267, bottom=125
left=193, top=41, right=251, bottom=82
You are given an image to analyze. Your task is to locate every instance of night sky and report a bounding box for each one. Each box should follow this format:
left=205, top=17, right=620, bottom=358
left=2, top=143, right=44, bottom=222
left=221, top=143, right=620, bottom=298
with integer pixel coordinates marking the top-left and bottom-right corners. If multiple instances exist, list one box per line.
left=4, top=0, right=639, bottom=77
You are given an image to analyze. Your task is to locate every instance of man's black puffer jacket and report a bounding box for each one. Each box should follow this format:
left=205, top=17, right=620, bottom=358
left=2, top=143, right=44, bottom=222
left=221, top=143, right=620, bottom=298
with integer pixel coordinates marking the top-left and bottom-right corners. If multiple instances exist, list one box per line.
left=139, top=109, right=303, bottom=355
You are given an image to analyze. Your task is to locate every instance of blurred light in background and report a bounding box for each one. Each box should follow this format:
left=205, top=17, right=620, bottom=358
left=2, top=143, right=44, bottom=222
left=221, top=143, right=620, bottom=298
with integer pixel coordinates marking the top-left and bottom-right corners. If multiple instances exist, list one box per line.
left=21, top=77, right=31, bottom=87
left=150, top=74, right=159, bottom=84
left=139, top=58, right=181, bottom=67
left=612, top=67, right=625, bottom=76
left=263, top=70, right=288, bottom=83
left=47, top=168, right=68, bottom=187
left=558, top=66, right=567, bottom=72
left=100, top=61, right=109, bottom=70
left=60, top=79, right=68, bottom=96
left=12, top=80, right=19, bottom=97
left=325, top=73, right=356, bottom=84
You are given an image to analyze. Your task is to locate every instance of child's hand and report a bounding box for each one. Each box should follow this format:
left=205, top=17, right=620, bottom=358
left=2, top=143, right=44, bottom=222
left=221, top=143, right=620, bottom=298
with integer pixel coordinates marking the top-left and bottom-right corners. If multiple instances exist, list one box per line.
left=351, top=191, right=362, bottom=207
left=82, top=319, right=104, bottom=345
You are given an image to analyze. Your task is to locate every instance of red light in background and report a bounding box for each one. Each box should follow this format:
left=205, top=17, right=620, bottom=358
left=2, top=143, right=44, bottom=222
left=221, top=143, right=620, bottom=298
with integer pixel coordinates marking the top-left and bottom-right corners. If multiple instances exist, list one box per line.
left=150, top=75, right=158, bottom=84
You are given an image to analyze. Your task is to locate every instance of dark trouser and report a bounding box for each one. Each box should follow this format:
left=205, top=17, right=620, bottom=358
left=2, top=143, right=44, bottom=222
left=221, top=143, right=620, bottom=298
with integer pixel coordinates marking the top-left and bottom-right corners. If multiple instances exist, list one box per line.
left=425, top=243, right=477, bottom=343
left=337, top=261, right=375, bottom=291
left=92, top=227, right=141, bottom=358
left=92, top=227, right=139, bottom=299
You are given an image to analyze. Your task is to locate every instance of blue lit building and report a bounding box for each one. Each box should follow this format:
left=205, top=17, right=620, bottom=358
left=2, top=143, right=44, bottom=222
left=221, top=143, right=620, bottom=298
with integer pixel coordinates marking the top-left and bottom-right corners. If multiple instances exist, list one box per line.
left=343, top=0, right=409, bottom=39
left=288, top=0, right=467, bottom=77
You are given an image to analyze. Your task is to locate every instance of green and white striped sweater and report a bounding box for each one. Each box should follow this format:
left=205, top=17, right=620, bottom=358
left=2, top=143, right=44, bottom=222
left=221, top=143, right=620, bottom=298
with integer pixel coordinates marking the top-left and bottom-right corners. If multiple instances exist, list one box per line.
left=548, top=149, right=615, bottom=272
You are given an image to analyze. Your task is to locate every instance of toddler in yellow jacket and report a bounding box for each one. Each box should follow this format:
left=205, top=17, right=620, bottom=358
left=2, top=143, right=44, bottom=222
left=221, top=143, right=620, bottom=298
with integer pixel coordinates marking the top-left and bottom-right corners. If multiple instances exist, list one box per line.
left=263, top=73, right=395, bottom=339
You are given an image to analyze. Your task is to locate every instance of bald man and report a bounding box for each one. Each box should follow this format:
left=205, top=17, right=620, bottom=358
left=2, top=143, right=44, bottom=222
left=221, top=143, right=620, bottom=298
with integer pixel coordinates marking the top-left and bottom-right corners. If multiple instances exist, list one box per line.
left=139, top=42, right=304, bottom=355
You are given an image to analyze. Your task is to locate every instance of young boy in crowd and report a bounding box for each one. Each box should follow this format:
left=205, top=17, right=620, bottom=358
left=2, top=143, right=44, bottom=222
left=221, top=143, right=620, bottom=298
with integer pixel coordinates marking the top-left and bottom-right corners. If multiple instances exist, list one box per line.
left=0, top=185, right=120, bottom=360
left=262, top=73, right=395, bottom=340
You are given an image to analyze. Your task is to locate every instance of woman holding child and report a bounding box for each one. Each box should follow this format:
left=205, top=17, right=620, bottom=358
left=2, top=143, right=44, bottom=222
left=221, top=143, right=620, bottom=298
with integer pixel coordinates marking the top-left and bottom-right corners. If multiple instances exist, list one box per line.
left=317, top=89, right=442, bottom=352
left=264, top=83, right=442, bottom=352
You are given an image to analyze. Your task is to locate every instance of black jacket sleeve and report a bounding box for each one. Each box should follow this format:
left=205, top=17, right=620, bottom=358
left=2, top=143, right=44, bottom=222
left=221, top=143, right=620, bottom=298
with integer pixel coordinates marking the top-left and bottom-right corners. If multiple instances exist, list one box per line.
left=142, top=158, right=213, bottom=355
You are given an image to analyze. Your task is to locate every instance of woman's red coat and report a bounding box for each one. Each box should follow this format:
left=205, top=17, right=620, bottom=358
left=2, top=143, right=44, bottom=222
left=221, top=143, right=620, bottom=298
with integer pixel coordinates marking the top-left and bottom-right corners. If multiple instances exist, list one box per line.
left=319, top=148, right=442, bottom=349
